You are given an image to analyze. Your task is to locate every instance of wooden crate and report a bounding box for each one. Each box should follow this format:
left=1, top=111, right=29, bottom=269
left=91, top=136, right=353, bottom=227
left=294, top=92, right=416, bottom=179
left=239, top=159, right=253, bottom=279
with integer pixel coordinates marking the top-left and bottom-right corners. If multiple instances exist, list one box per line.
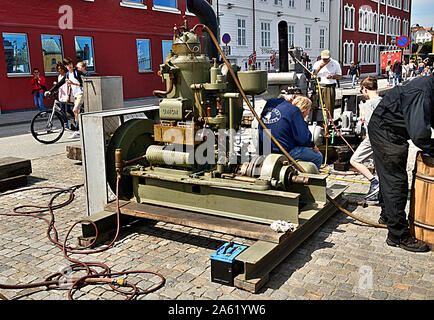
left=0, top=157, right=32, bottom=192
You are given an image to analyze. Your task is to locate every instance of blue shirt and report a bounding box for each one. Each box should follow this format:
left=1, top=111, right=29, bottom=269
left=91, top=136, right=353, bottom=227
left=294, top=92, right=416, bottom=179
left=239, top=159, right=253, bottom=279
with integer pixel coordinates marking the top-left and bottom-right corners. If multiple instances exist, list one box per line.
left=259, top=98, right=313, bottom=154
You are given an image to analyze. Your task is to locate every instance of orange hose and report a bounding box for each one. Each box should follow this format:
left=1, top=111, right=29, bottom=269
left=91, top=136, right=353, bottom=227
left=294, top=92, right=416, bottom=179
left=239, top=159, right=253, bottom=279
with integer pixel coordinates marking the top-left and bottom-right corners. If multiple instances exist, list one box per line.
left=0, top=180, right=166, bottom=300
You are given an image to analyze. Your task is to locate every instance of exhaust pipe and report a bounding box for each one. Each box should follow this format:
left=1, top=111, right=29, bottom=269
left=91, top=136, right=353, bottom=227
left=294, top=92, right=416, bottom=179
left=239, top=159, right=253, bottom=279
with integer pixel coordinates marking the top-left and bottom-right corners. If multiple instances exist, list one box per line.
left=278, top=21, right=288, bottom=72
left=187, top=0, right=219, bottom=60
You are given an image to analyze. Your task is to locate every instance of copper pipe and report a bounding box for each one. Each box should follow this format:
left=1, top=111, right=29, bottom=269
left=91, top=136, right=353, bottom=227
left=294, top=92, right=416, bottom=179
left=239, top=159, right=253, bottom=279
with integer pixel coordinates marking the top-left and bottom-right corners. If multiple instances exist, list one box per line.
left=221, top=173, right=257, bottom=183
left=291, top=176, right=310, bottom=184
left=153, top=75, right=174, bottom=98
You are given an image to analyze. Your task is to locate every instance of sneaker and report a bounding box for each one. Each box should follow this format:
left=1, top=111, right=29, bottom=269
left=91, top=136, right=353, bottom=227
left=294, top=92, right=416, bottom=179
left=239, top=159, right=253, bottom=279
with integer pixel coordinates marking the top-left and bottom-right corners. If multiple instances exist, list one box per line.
left=68, top=131, right=80, bottom=139
left=365, top=192, right=379, bottom=202
left=378, top=216, right=387, bottom=225
left=386, top=236, right=430, bottom=252
left=365, top=181, right=379, bottom=201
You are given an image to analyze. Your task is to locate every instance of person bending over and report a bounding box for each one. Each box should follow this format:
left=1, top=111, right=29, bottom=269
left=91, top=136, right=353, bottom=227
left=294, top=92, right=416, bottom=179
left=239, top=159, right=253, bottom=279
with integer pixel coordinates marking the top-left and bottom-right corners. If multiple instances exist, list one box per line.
left=350, top=76, right=382, bottom=201
left=259, top=94, right=322, bottom=170
left=368, top=74, right=434, bottom=252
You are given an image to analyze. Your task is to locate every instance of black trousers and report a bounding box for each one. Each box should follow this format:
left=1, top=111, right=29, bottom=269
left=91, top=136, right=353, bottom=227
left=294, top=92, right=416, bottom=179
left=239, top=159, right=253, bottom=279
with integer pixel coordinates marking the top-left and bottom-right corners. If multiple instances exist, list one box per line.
left=368, top=115, right=411, bottom=242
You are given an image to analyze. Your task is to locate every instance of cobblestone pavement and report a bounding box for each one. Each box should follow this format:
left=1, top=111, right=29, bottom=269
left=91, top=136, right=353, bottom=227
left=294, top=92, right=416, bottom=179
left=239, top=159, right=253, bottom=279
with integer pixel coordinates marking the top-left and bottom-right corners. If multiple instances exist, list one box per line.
left=0, top=143, right=433, bottom=301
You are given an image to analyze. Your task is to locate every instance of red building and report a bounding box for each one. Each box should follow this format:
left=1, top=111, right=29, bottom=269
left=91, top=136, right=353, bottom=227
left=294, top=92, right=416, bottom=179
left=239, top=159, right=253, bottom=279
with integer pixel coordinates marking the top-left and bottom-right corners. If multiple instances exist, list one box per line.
left=0, top=0, right=200, bottom=112
left=339, top=0, right=411, bottom=75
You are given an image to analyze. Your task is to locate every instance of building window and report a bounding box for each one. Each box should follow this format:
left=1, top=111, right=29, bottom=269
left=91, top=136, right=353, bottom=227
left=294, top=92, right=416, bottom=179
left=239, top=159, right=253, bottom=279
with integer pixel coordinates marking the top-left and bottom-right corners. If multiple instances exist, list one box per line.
left=289, top=0, right=295, bottom=8
left=305, top=0, right=310, bottom=10
left=343, top=41, right=354, bottom=66
left=261, top=22, right=271, bottom=47
left=319, top=28, right=325, bottom=50
left=288, top=24, right=295, bottom=47
left=358, top=42, right=376, bottom=65
left=120, top=0, right=147, bottom=9
left=162, top=40, right=172, bottom=63
left=3, top=33, right=31, bottom=75
left=364, top=11, right=368, bottom=31
left=373, top=13, right=377, bottom=33
left=344, top=4, right=355, bottom=31
left=305, top=26, right=311, bottom=49
left=136, top=39, right=151, bottom=72
left=41, top=35, right=63, bottom=73
left=359, top=8, right=377, bottom=33
left=265, top=61, right=271, bottom=71
left=380, top=15, right=385, bottom=34
left=75, top=36, right=95, bottom=72
left=255, top=61, right=262, bottom=70
left=153, top=0, right=176, bottom=7
left=237, top=18, right=246, bottom=46
left=320, top=1, right=325, bottom=13
left=402, top=20, right=409, bottom=36
left=274, top=0, right=282, bottom=5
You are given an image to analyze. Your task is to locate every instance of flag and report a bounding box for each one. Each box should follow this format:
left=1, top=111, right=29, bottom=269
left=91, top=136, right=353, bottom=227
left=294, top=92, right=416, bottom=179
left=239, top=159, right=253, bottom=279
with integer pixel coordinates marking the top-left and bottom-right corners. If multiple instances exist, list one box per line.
left=249, top=51, right=257, bottom=65
left=270, top=51, right=277, bottom=67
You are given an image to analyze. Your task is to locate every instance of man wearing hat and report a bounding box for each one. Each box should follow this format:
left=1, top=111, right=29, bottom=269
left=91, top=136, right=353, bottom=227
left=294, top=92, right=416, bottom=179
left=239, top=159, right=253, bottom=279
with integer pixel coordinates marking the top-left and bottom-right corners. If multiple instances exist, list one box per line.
left=312, top=50, right=342, bottom=119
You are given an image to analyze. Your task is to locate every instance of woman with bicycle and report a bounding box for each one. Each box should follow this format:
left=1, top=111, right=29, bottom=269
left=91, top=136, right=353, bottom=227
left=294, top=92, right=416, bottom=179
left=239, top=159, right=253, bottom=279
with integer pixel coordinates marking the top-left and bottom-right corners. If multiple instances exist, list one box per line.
left=54, top=62, right=74, bottom=130
left=45, top=57, right=85, bottom=139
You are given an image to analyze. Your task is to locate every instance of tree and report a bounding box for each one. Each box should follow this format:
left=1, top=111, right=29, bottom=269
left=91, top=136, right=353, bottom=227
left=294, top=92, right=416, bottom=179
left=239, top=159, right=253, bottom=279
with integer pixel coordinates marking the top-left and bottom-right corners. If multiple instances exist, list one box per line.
left=420, top=41, right=433, bottom=54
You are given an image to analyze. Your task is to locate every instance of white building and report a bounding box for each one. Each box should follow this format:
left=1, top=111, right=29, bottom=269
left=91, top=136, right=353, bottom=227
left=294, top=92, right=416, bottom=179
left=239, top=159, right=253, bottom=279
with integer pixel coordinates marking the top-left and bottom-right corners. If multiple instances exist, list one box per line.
left=412, top=28, right=434, bottom=44
left=211, top=0, right=331, bottom=71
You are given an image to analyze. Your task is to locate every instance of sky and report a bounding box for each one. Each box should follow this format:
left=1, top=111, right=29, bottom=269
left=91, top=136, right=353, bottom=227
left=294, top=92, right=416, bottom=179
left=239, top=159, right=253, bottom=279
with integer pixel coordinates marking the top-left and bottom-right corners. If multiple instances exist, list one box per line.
left=411, top=0, right=434, bottom=28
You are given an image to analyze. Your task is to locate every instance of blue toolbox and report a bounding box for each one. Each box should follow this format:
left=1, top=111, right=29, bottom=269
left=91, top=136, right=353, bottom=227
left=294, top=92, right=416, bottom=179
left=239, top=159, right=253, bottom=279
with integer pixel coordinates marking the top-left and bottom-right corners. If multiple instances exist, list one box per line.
left=210, top=242, right=248, bottom=286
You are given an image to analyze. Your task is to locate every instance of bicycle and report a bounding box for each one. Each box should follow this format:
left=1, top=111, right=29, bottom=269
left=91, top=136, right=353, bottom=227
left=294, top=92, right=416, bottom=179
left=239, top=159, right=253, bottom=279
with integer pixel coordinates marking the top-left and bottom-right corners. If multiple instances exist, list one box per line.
left=30, top=95, right=77, bottom=144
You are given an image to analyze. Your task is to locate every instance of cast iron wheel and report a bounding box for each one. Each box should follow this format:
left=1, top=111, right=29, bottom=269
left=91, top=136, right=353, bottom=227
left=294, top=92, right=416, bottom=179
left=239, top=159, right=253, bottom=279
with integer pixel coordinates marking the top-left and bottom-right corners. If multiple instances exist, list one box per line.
left=106, top=118, right=155, bottom=200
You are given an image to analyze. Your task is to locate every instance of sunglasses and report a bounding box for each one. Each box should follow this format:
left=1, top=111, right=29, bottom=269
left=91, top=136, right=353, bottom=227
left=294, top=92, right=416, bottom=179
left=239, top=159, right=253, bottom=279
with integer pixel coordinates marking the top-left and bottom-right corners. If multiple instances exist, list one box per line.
left=360, top=87, right=364, bottom=94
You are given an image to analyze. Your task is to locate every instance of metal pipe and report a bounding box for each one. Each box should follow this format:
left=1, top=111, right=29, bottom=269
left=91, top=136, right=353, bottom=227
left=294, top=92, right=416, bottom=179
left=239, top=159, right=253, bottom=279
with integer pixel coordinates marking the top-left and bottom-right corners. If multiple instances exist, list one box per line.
left=278, top=21, right=289, bottom=72
left=187, top=0, right=219, bottom=60
left=153, top=75, right=174, bottom=98
left=221, top=173, right=257, bottom=183
left=223, top=92, right=240, bottom=162
left=291, top=175, right=310, bottom=184
left=115, top=148, right=123, bottom=178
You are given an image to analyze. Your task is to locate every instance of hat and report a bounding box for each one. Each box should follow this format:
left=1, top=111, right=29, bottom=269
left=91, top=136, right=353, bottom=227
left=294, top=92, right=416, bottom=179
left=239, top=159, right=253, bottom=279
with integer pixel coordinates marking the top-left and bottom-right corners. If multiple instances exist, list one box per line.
left=321, top=50, right=330, bottom=59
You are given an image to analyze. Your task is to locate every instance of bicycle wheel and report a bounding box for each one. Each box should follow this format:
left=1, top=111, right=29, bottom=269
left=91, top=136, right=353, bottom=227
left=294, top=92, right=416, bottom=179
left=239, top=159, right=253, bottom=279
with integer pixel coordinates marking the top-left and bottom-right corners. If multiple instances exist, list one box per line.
left=30, top=111, right=65, bottom=144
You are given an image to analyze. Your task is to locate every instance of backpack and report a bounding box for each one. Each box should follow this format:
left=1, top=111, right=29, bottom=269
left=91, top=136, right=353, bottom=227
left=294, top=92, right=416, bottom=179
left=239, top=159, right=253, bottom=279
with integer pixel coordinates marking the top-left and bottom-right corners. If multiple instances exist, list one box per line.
left=66, top=68, right=84, bottom=87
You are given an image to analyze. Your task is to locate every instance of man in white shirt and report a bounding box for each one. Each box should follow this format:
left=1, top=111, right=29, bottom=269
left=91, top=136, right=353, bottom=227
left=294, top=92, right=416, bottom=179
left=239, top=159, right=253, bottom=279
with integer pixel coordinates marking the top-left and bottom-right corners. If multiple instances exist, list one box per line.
left=312, top=50, right=342, bottom=119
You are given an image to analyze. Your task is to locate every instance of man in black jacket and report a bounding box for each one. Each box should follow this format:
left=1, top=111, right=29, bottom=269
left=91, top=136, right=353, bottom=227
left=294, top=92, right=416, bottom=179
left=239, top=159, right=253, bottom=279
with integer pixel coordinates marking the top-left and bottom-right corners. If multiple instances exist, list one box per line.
left=368, top=75, right=434, bottom=252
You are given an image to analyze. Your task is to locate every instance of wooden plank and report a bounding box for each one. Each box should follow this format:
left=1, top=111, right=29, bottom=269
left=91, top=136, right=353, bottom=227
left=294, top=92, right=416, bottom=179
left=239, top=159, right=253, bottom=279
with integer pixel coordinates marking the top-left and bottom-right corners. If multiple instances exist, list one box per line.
left=0, top=157, right=32, bottom=180
left=81, top=209, right=133, bottom=238
left=0, top=175, right=28, bottom=192
left=104, top=201, right=284, bottom=243
left=66, top=144, right=82, bottom=161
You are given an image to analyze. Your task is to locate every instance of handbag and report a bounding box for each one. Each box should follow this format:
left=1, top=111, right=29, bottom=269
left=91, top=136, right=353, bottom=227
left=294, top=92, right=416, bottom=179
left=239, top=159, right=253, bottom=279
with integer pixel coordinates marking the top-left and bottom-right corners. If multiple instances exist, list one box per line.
left=58, top=84, right=71, bottom=103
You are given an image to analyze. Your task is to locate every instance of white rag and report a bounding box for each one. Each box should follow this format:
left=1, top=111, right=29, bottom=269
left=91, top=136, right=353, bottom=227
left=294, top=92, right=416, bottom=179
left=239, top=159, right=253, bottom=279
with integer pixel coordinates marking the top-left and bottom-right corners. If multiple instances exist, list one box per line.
left=270, top=220, right=297, bottom=233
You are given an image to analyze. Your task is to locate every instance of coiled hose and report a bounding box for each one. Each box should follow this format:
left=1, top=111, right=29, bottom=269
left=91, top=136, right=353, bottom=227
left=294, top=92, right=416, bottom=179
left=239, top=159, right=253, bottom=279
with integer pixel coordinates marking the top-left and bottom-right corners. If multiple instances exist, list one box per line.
left=0, top=179, right=165, bottom=300
left=197, top=24, right=386, bottom=229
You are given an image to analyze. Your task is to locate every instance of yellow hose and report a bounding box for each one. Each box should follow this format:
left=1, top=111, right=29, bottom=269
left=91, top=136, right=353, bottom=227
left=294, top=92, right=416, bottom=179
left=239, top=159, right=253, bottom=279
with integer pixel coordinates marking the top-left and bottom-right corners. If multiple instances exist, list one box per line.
left=328, top=177, right=371, bottom=184
left=316, top=78, right=328, bottom=133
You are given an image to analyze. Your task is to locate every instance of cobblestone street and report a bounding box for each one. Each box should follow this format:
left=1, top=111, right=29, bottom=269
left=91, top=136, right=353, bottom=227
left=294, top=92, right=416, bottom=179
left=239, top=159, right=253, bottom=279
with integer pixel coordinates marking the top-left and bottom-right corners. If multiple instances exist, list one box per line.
left=0, top=144, right=433, bottom=301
